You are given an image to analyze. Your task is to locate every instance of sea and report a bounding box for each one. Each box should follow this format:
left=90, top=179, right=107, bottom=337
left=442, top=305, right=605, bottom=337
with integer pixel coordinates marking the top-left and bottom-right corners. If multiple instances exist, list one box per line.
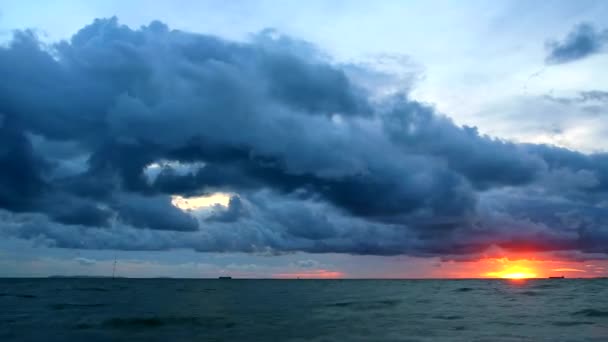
left=1, top=278, right=607, bottom=341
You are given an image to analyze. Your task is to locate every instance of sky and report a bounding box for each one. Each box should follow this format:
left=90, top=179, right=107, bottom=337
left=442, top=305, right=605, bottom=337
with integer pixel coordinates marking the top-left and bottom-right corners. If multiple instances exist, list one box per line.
left=0, top=0, right=608, bottom=278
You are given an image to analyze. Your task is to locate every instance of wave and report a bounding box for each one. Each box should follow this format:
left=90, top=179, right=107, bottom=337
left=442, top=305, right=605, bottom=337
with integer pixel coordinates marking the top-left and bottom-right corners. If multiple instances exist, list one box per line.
left=0, top=293, right=37, bottom=299
left=552, top=321, right=595, bottom=326
left=573, top=309, right=608, bottom=317
left=73, top=287, right=110, bottom=292
left=50, top=303, right=106, bottom=310
left=433, top=315, right=463, bottom=320
left=519, top=290, right=542, bottom=296
left=325, top=299, right=401, bottom=309
left=101, top=316, right=235, bottom=329
left=531, top=283, right=560, bottom=289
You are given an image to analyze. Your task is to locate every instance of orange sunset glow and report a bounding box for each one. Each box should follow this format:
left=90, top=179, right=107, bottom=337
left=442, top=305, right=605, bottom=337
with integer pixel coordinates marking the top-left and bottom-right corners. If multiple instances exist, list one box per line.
left=440, top=257, right=599, bottom=279
left=434, top=256, right=602, bottom=279
left=273, top=269, right=345, bottom=279
left=485, top=265, right=538, bottom=279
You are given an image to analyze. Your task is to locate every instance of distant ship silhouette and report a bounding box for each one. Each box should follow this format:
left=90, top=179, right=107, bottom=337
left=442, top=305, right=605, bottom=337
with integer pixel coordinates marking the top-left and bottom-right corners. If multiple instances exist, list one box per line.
left=218, top=276, right=232, bottom=280
left=548, top=276, right=565, bottom=279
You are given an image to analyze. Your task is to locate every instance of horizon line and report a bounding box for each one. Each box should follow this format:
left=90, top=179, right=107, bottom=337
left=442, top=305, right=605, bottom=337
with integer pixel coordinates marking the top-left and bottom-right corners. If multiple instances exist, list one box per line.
left=0, top=276, right=604, bottom=280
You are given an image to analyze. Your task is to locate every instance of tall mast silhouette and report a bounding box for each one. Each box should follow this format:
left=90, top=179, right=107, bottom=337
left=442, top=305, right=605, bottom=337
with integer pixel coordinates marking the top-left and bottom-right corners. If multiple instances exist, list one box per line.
left=111, top=214, right=118, bottom=279
left=112, top=255, right=117, bottom=279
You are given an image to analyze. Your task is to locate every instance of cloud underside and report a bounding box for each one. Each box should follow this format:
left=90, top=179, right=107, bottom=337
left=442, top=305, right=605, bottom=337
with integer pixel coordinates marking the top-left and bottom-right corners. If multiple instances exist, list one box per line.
left=1, top=18, right=608, bottom=259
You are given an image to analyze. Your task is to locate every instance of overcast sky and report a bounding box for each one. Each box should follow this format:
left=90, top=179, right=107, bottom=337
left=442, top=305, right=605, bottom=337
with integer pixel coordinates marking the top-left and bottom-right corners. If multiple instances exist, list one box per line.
left=1, top=0, right=607, bottom=278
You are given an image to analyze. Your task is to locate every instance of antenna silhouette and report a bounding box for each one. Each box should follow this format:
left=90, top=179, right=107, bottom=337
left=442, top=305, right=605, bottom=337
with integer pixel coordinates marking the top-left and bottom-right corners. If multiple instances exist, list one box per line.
left=112, top=256, right=117, bottom=279
left=110, top=214, right=118, bottom=279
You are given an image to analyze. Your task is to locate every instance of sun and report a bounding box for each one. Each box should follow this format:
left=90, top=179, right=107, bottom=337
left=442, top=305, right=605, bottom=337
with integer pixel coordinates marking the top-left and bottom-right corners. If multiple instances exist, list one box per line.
left=484, top=264, right=538, bottom=279
left=498, top=271, right=537, bottom=279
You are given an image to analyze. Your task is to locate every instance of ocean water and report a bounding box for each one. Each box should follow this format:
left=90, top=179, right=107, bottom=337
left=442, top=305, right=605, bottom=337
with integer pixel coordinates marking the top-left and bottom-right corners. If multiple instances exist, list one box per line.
left=1, top=278, right=607, bottom=341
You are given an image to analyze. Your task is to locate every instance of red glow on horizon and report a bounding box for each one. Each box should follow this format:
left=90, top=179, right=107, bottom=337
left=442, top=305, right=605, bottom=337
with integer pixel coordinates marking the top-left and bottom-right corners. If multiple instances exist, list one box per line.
left=433, top=256, right=602, bottom=279
left=273, top=269, right=345, bottom=279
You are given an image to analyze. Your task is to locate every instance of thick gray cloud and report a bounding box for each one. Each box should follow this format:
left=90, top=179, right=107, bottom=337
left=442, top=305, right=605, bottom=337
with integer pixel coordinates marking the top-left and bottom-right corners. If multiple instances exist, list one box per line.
left=206, top=196, right=247, bottom=223
left=114, top=194, right=199, bottom=232
left=545, top=22, right=608, bottom=64
left=1, top=18, right=608, bottom=259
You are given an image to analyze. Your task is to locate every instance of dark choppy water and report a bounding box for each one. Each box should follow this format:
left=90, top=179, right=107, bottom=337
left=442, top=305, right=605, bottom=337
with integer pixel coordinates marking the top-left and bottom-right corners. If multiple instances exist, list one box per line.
left=1, top=278, right=607, bottom=341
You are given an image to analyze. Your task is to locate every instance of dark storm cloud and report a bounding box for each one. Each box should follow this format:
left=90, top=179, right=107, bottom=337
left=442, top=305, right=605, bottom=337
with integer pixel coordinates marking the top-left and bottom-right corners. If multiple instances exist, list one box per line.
left=114, top=194, right=199, bottom=232
left=1, top=17, right=608, bottom=259
left=206, top=196, right=247, bottom=223
left=382, top=98, right=545, bottom=190
left=0, top=123, right=48, bottom=212
left=545, top=23, right=608, bottom=64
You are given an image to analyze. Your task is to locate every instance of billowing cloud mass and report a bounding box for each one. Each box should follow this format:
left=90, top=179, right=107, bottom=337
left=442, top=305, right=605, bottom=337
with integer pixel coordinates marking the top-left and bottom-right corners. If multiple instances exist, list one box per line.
left=1, top=18, right=608, bottom=259
left=545, top=22, right=608, bottom=64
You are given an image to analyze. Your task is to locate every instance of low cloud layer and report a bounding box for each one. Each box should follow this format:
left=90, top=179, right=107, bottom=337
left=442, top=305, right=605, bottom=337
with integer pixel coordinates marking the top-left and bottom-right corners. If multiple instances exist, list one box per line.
left=545, top=22, right=608, bottom=64
left=1, top=18, right=608, bottom=259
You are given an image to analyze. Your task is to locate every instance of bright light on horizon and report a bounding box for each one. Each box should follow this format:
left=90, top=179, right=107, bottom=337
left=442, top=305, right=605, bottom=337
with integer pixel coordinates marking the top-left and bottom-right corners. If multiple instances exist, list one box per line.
left=483, top=260, right=540, bottom=279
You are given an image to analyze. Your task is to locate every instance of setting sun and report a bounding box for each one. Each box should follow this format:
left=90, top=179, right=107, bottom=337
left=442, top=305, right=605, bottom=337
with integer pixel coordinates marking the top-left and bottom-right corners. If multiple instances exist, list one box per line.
left=488, top=269, right=538, bottom=279
left=433, top=255, right=598, bottom=279
left=482, top=259, right=540, bottom=279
